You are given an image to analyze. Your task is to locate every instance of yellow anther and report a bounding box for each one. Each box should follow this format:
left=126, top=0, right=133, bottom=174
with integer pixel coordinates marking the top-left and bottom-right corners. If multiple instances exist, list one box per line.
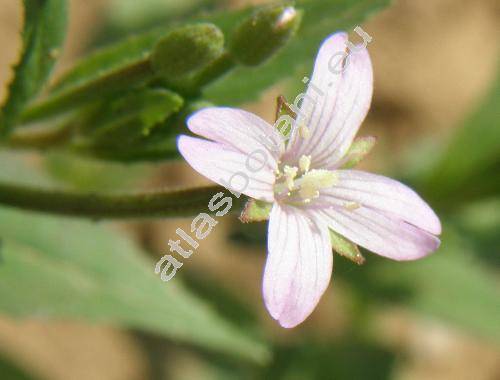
left=344, top=201, right=361, bottom=211
left=299, top=155, right=311, bottom=173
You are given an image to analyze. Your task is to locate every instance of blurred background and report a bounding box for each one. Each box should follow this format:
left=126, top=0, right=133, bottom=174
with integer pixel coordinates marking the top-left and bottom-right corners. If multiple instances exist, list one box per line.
left=0, top=0, right=499, bottom=379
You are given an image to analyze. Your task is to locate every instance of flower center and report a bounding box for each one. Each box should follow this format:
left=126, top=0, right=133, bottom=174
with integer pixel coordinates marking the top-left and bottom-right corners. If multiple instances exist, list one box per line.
left=274, top=155, right=337, bottom=204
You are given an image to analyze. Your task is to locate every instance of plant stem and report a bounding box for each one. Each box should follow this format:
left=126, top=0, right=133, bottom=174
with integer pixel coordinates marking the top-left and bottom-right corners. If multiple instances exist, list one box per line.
left=0, top=182, right=243, bottom=219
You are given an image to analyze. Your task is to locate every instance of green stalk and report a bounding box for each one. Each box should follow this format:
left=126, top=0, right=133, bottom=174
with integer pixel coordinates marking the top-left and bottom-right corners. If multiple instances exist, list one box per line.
left=0, top=182, right=243, bottom=219
left=187, top=52, right=235, bottom=90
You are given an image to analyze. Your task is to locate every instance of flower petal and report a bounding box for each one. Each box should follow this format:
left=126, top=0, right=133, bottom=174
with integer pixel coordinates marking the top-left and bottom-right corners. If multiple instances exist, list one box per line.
left=322, top=170, right=441, bottom=235
left=286, top=32, right=373, bottom=169
left=316, top=206, right=440, bottom=261
left=263, top=203, right=333, bottom=328
left=178, top=135, right=275, bottom=202
left=187, top=107, right=285, bottom=162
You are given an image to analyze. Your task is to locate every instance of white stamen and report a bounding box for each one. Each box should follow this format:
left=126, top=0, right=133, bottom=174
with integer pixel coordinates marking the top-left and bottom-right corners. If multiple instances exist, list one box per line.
left=283, top=165, right=298, bottom=191
left=299, top=155, right=311, bottom=173
left=298, top=170, right=337, bottom=201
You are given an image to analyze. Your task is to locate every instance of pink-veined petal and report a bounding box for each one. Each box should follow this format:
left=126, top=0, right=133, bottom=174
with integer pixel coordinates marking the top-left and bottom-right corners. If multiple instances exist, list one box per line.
left=315, top=205, right=440, bottom=261
left=285, top=32, right=347, bottom=159
left=322, top=170, right=441, bottom=235
left=286, top=32, right=373, bottom=169
left=178, top=135, right=275, bottom=202
left=263, top=203, right=333, bottom=328
left=187, top=107, right=284, bottom=163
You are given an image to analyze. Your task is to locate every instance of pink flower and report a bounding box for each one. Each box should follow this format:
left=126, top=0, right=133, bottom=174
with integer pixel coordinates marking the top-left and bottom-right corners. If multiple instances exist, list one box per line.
left=178, top=32, right=441, bottom=328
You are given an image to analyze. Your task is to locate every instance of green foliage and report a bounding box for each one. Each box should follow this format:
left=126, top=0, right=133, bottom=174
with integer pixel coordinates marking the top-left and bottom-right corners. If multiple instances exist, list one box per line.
left=52, top=29, right=165, bottom=93
left=78, top=88, right=184, bottom=144
left=21, top=59, right=154, bottom=123
left=0, top=0, right=68, bottom=134
left=5, top=0, right=389, bottom=164
left=0, top=207, right=269, bottom=363
left=76, top=100, right=211, bottom=162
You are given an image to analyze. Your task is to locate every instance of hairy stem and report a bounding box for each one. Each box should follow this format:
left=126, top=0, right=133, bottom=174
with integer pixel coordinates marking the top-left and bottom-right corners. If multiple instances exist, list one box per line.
left=0, top=182, right=243, bottom=219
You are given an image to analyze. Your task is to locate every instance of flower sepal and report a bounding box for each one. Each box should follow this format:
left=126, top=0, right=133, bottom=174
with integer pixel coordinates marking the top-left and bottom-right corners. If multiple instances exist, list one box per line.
left=340, top=136, right=377, bottom=169
left=239, top=199, right=272, bottom=223
left=329, top=230, right=365, bottom=265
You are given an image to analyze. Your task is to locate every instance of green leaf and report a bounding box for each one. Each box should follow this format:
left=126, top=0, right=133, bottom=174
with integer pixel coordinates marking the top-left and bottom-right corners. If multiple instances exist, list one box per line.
left=329, top=229, right=365, bottom=265
left=341, top=136, right=377, bottom=169
left=0, top=207, right=270, bottom=363
left=20, top=23, right=222, bottom=123
left=80, top=88, right=184, bottom=143
left=78, top=100, right=211, bottom=162
left=21, top=58, right=155, bottom=124
left=51, top=29, right=166, bottom=94
left=0, top=0, right=68, bottom=134
left=205, top=0, right=390, bottom=104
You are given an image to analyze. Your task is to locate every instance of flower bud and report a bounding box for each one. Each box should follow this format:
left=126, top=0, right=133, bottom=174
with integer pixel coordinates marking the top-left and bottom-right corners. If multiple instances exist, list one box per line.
left=229, top=6, right=301, bottom=66
left=151, top=24, right=225, bottom=80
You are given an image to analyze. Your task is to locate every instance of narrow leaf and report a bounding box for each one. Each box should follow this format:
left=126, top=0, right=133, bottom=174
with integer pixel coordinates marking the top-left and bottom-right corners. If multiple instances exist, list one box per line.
left=0, top=207, right=270, bottom=363
left=81, top=88, right=184, bottom=143
left=0, top=0, right=68, bottom=134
